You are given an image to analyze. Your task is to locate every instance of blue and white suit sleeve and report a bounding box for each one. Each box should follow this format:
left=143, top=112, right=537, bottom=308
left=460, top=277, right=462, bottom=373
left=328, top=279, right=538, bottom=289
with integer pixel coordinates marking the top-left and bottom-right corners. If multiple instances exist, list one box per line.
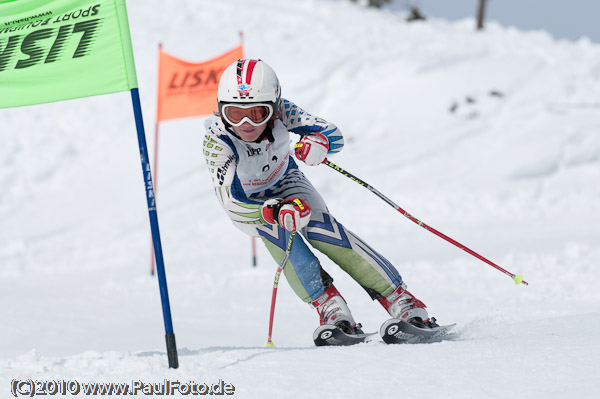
left=279, top=98, right=344, bottom=154
left=203, top=118, right=265, bottom=236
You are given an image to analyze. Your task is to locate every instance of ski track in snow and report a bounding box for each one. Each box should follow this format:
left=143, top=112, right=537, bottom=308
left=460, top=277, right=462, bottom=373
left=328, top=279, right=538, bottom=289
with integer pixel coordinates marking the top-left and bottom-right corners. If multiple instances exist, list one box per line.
left=1, top=0, right=600, bottom=397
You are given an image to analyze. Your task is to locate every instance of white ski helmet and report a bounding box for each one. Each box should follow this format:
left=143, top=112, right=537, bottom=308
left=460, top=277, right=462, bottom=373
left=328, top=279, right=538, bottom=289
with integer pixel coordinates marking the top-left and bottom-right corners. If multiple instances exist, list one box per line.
left=217, top=59, right=281, bottom=124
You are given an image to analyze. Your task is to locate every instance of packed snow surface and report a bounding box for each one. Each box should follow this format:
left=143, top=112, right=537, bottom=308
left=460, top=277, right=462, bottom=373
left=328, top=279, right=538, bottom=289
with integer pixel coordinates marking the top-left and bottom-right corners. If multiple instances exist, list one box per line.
left=1, top=0, right=599, bottom=397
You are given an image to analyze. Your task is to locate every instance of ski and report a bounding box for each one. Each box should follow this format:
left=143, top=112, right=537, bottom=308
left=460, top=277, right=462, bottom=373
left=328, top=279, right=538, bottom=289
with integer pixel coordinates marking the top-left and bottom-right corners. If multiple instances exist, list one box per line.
left=380, top=318, right=456, bottom=344
left=313, top=324, right=376, bottom=347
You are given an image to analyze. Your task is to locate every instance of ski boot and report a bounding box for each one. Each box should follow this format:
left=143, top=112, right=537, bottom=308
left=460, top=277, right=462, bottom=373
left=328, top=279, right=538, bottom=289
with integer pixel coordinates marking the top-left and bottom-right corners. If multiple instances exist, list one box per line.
left=377, top=282, right=436, bottom=327
left=311, top=285, right=373, bottom=346
left=378, top=282, right=454, bottom=344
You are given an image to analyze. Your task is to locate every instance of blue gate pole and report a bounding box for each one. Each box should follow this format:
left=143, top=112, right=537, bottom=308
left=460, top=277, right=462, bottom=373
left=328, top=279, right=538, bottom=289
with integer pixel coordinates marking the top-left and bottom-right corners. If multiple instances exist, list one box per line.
left=130, top=88, right=179, bottom=369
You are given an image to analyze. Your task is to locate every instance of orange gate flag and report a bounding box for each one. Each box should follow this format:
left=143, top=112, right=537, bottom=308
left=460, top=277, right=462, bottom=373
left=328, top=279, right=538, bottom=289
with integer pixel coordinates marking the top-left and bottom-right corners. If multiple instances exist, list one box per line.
left=156, top=45, right=243, bottom=122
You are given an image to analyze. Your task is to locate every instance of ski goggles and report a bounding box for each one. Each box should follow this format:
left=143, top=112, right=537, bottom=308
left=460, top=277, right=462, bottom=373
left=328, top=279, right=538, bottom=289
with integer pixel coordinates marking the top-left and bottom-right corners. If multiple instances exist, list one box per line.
left=221, top=103, right=274, bottom=127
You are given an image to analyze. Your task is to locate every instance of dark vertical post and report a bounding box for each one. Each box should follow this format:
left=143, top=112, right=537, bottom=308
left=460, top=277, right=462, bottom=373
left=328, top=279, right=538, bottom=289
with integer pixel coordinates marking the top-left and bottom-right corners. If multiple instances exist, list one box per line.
left=477, top=0, right=487, bottom=30
left=130, top=88, right=179, bottom=368
left=150, top=42, right=163, bottom=276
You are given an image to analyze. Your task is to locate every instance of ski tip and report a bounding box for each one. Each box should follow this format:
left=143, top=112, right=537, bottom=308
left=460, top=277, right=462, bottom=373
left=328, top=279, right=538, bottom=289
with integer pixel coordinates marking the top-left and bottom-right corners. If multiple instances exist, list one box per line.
left=263, top=341, right=275, bottom=348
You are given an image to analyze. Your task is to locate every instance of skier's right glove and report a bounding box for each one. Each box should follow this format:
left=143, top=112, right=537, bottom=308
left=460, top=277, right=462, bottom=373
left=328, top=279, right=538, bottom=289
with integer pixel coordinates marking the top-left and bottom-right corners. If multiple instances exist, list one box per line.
left=261, top=198, right=312, bottom=232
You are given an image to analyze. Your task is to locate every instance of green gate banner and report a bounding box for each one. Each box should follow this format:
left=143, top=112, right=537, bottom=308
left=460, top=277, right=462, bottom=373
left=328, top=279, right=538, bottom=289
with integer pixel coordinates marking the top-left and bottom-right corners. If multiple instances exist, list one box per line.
left=0, top=0, right=138, bottom=108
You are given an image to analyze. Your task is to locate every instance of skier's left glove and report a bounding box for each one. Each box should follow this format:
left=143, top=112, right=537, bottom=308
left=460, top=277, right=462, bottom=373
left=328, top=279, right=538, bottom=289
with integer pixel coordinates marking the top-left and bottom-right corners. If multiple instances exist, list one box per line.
left=294, top=133, right=329, bottom=166
left=261, top=198, right=312, bottom=232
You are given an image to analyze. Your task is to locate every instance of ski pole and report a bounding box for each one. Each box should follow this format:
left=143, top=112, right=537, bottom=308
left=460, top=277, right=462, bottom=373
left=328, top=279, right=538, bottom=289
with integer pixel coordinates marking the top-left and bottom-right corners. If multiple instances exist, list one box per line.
left=322, top=159, right=528, bottom=286
left=264, top=231, right=296, bottom=347
left=251, top=236, right=257, bottom=267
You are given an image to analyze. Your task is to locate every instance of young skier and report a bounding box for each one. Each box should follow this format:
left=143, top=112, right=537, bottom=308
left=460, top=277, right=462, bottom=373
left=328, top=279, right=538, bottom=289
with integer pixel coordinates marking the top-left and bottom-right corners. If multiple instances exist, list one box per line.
left=203, top=59, right=439, bottom=344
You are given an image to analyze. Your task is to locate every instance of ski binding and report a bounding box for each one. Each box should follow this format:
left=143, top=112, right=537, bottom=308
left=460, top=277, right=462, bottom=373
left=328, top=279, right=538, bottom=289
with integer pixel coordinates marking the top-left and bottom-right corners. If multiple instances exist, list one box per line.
left=380, top=318, right=456, bottom=344
left=313, top=324, right=376, bottom=347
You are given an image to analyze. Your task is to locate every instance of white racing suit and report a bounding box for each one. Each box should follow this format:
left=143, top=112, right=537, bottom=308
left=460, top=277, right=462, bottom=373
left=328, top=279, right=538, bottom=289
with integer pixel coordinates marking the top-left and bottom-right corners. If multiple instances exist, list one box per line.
left=203, top=98, right=403, bottom=302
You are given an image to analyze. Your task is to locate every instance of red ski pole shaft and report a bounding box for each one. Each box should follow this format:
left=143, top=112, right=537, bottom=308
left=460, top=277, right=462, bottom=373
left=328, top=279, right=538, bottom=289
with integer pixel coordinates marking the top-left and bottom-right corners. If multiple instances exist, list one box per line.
left=265, top=231, right=296, bottom=347
left=322, top=159, right=528, bottom=286
left=251, top=236, right=257, bottom=267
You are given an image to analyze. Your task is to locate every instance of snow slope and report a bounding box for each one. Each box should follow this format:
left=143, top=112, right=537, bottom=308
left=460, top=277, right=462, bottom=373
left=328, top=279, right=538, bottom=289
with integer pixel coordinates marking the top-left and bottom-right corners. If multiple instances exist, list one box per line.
left=1, top=0, right=600, bottom=397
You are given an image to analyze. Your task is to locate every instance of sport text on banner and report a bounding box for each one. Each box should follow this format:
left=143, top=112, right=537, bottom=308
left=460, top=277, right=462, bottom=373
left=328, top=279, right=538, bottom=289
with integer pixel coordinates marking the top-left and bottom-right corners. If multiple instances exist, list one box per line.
left=156, top=45, right=243, bottom=122
left=0, top=0, right=138, bottom=108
